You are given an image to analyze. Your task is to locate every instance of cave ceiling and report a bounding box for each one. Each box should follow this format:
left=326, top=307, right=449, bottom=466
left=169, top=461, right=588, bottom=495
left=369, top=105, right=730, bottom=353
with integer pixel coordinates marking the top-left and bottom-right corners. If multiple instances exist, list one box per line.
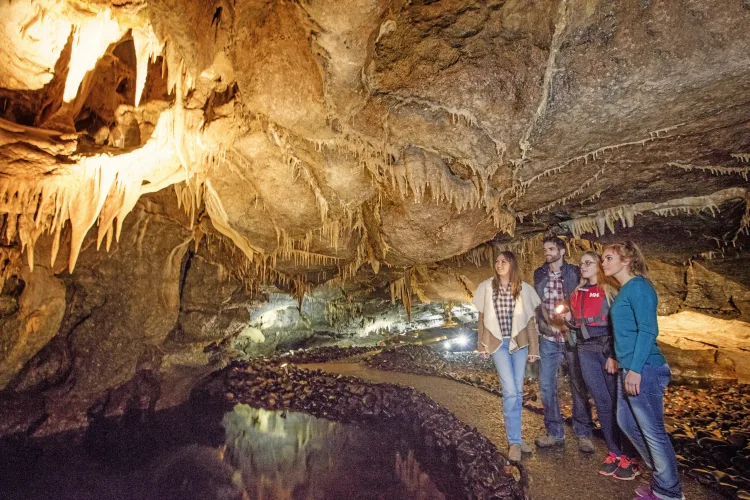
left=1, top=0, right=749, bottom=299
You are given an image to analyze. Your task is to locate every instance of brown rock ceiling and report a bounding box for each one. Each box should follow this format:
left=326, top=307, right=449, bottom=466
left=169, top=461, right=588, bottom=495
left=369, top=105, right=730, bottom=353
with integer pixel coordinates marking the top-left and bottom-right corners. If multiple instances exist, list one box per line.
left=1, top=0, right=750, bottom=429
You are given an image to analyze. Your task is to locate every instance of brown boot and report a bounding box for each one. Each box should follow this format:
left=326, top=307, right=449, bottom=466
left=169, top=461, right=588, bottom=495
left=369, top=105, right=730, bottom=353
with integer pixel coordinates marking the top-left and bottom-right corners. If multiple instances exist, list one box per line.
left=508, top=444, right=522, bottom=462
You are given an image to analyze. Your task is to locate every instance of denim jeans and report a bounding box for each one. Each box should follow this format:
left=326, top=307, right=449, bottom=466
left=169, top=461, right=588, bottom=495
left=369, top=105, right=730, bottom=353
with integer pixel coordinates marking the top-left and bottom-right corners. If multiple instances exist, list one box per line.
left=578, top=338, right=622, bottom=456
left=538, top=336, right=593, bottom=439
left=618, top=363, right=683, bottom=500
left=492, top=341, right=528, bottom=445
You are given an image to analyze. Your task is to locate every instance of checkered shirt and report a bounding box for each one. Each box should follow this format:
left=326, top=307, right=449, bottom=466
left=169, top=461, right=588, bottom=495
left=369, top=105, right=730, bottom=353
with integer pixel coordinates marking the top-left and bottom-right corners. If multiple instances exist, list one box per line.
left=540, top=270, right=566, bottom=342
left=492, top=281, right=515, bottom=338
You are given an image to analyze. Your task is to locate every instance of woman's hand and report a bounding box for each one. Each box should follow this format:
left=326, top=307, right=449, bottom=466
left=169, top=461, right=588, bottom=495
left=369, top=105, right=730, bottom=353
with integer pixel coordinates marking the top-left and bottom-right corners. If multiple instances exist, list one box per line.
left=528, top=355, right=539, bottom=364
left=478, top=351, right=489, bottom=359
left=624, top=370, right=641, bottom=396
left=605, top=357, right=618, bottom=374
left=563, top=311, right=573, bottom=322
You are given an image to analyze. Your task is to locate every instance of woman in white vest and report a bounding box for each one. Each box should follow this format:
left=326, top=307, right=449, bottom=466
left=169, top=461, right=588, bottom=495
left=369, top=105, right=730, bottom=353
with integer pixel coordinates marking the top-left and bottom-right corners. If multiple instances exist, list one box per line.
left=472, top=250, right=541, bottom=462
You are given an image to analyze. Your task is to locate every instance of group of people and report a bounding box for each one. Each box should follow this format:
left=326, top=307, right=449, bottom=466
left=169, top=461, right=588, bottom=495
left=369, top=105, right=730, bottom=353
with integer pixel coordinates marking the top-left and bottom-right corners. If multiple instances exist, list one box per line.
left=472, top=236, right=684, bottom=500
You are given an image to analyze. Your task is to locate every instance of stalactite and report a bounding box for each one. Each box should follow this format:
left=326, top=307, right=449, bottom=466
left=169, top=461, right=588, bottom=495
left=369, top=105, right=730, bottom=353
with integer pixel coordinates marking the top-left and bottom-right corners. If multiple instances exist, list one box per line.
left=517, top=123, right=686, bottom=192
left=531, top=165, right=608, bottom=214
left=132, top=23, right=164, bottom=106
left=447, top=243, right=494, bottom=268
left=63, top=8, right=127, bottom=102
left=0, top=104, right=194, bottom=272
left=561, top=188, right=748, bottom=238
left=732, top=153, right=750, bottom=163
left=668, top=162, right=750, bottom=181
left=388, top=267, right=429, bottom=320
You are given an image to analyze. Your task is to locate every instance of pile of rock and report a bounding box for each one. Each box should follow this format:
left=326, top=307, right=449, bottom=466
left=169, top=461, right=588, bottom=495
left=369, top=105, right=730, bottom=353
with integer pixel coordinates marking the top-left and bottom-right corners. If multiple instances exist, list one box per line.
left=664, top=385, right=750, bottom=499
left=215, top=359, right=526, bottom=500
left=278, top=345, right=378, bottom=364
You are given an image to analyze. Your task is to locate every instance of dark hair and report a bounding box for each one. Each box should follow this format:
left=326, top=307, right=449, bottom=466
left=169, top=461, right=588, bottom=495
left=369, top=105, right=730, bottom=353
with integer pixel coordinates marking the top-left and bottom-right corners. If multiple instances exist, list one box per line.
left=492, top=251, right=522, bottom=299
left=603, top=241, right=651, bottom=282
left=542, top=235, right=566, bottom=252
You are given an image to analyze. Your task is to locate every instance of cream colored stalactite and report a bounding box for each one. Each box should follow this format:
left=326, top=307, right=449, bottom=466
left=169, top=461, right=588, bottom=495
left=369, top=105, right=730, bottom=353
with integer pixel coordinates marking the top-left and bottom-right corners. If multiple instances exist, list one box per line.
left=63, top=8, right=127, bottom=102
left=668, top=162, right=750, bottom=181
left=390, top=153, right=516, bottom=235
left=0, top=81, right=206, bottom=272
left=517, top=123, right=686, bottom=194
left=731, top=153, right=750, bottom=163
left=203, top=179, right=264, bottom=262
left=389, top=267, right=429, bottom=320
left=270, top=124, right=330, bottom=224
left=562, top=188, right=749, bottom=238
left=132, top=24, right=164, bottom=107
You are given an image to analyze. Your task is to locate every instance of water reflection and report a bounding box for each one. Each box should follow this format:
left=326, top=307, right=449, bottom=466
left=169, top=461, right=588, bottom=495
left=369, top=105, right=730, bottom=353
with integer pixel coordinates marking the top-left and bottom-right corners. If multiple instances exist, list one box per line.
left=223, top=404, right=452, bottom=500
left=0, top=402, right=457, bottom=500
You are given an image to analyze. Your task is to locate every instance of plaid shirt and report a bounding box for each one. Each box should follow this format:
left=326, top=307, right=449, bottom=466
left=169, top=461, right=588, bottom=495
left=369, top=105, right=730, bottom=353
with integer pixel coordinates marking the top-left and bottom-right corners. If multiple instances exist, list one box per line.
left=540, top=270, right=565, bottom=342
left=492, top=281, right=515, bottom=338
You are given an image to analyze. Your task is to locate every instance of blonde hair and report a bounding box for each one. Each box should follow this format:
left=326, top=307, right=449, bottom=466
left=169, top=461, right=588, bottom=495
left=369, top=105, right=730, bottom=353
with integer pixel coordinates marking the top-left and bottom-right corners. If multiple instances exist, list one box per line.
left=574, top=251, right=620, bottom=304
left=492, top=251, right=522, bottom=300
left=603, top=241, right=652, bottom=282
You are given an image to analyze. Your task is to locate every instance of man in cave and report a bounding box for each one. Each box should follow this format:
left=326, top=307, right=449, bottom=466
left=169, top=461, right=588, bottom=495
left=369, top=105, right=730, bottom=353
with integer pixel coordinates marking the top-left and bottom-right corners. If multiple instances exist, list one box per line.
left=533, top=235, right=595, bottom=453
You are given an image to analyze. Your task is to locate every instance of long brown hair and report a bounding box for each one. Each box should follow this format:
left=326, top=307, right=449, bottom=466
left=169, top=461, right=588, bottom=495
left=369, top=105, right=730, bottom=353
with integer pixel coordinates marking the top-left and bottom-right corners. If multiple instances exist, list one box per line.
left=492, top=250, right=522, bottom=299
left=603, top=241, right=652, bottom=282
left=574, top=251, right=620, bottom=304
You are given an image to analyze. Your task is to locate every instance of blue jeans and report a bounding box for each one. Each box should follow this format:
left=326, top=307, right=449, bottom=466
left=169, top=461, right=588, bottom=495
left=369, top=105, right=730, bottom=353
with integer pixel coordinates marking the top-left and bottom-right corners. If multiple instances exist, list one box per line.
left=492, top=341, right=528, bottom=445
left=539, top=337, right=593, bottom=439
left=578, top=338, right=623, bottom=456
left=618, top=363, right=683, bottom=500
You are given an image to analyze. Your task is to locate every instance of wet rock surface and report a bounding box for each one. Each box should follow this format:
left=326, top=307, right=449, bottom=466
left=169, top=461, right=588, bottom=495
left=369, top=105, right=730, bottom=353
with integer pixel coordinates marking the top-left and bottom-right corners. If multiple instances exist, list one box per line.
left=218, top=358, right=527, bottom=499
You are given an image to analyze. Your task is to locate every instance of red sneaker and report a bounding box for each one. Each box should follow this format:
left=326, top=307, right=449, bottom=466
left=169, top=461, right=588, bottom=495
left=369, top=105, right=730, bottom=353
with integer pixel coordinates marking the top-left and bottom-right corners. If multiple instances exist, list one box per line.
left=599, top=452, right=620, bottom=476
left=614, top=456, right=640, bottom=480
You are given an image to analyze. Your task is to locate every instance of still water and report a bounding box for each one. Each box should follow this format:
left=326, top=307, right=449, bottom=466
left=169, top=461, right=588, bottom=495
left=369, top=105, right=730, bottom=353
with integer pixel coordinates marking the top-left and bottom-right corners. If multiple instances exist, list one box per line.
left=0, top=401, right=461, bottom=500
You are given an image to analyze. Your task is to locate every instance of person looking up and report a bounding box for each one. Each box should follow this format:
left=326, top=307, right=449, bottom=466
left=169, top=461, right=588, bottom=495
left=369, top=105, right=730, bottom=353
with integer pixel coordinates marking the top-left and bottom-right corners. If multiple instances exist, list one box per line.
left=473, top=251, right=541, bottom=462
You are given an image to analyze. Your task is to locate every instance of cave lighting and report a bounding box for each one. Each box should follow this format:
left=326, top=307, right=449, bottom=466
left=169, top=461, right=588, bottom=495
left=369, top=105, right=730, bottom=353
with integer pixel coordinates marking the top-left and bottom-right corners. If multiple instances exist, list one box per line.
left=456, top=335, right=468, bottom=346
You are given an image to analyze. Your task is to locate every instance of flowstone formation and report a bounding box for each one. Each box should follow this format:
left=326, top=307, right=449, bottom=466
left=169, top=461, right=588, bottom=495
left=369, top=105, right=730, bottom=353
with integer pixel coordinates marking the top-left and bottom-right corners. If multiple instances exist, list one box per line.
left=1, top=0, right=750, bottom=431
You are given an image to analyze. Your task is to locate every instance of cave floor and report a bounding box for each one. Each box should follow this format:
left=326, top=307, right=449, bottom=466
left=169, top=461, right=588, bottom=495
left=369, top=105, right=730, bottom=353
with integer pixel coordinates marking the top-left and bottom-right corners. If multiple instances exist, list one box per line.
left=300, top=362, right=721, bottom=500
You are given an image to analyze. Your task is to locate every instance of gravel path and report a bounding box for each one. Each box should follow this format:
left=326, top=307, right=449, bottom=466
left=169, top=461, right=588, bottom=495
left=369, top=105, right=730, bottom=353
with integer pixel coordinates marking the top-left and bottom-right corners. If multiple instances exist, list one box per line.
left=300, top=362, right=721, bottom=500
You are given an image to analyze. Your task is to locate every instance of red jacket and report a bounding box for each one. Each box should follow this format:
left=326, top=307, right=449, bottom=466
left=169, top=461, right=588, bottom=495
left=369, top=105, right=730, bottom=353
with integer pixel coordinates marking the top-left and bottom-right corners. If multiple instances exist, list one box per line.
left=569, top=284, right=610, bottom=339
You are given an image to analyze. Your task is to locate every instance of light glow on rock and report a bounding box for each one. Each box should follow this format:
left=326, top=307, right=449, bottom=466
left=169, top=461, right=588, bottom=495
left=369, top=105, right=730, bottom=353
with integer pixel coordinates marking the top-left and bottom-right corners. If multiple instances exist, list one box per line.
left=63, top=9, right=126, bottom=102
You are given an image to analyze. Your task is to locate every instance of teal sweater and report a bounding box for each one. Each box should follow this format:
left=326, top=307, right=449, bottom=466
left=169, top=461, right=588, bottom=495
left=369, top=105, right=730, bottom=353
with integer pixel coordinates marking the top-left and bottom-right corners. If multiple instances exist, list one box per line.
left=610, top=276, right=666, bottom=373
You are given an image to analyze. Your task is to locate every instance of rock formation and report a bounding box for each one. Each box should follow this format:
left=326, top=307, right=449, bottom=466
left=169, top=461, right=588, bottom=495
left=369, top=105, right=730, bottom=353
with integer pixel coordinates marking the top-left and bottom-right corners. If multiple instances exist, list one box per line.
left=1, top=0, right=749, bottom=431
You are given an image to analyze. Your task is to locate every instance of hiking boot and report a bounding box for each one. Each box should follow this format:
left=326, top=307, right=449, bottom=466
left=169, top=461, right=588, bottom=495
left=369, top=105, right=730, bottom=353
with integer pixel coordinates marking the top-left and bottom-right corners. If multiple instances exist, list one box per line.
left=578, top=437, right=595, bottom=453
left=535, top=435, right=565, bottom=448
left=520, top=440, right=533, bottom=454
left=508, top=444, right=522, bottom=462
left=614, top=456, right=640, bottom=480
left=599, top=452, right=620, bottom=476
